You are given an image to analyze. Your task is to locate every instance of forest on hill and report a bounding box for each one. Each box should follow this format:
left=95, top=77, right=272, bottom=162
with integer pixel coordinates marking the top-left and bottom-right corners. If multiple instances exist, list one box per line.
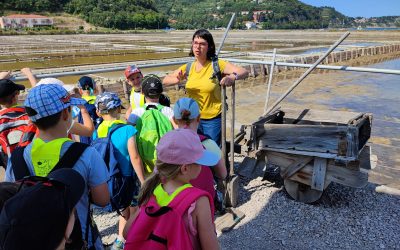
left=3, top=0, right=396, bottom=30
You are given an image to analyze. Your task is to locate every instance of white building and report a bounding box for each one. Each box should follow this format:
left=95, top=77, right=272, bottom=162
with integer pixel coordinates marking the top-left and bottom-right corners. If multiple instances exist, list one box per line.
left=0, top=14, right=53, bottom=29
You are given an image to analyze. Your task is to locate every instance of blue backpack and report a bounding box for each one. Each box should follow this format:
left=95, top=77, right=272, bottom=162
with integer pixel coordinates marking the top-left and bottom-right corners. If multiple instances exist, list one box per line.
left=78, top=103, right=101, bottom=144
left=91, top=124, right=135, bottom=214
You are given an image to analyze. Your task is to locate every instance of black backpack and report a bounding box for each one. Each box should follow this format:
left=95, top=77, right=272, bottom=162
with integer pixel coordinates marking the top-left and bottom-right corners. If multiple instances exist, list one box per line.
left=10, top=142, right=99, bottom=250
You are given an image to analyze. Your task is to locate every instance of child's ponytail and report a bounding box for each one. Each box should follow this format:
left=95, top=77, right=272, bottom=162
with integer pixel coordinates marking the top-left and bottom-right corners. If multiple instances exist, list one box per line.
left=138, top=172, right=161, bottom=206
left=138, top=160, right=183, bottom=206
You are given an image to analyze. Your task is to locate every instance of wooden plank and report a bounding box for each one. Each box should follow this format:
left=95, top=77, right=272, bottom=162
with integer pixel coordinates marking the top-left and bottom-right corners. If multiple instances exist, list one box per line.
left=282, top=108, right=363, bottom=125
left=260, top=124, right=346, bottom=154
left=311, top=157, right=327, bottom=191
left=281, top=155, right=313, bottom=179
left=266, top=151, right=367, bottom=188
left=215, top=208, right=245, bottom=233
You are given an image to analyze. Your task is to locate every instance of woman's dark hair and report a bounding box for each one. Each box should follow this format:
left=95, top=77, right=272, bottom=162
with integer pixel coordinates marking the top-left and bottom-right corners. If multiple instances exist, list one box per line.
left=189, top=29, right=216, bottom=60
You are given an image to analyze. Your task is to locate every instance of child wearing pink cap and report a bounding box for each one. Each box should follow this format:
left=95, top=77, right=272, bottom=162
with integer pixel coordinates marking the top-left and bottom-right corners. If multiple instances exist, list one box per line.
left=123, top=129, right=220, bottom=250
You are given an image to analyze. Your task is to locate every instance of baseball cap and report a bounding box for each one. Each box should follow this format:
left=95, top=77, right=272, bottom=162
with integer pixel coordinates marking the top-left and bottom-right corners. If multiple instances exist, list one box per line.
left=95, top=92, right=124, bottom=114
left=36, top=77, right=75, bottom=93
left=125, top=65, right=142, bottom=79
left=24, top=84, right=86, bottom=122
left=78, top=76, right=96, bottom=90
left=142, top=74, right=163, bottom=98
left=173, top=97, right=200, bottom=120
left=157, top=129, right=220, bottom=166
left=0, top=168, right=85, bottom=249
left=0, top=79, right=25, bottom=98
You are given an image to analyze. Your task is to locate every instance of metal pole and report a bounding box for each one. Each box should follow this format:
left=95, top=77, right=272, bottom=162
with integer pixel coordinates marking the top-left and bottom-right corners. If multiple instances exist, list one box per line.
left=218, top=14, right=235, bottom=175
left=263, top=32, right=350, bottom=116
left=216, top=14, right=236, bottom=55
left=11, top=60, right=191, bottom=81
left=264, top=48, right=277, bottom=113
left=225, top=58, right=400, bottom=76
left=9, top=46, right=400, bottom=82
left=230, top=83, right=235, bottom=178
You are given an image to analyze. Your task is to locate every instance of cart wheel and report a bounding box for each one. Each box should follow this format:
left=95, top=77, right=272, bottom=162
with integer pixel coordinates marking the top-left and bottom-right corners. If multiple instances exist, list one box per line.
left=284, top=179, right=323, bottom=203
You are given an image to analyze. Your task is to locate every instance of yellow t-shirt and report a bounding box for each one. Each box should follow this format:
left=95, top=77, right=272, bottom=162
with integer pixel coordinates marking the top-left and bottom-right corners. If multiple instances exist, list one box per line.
left=179, top=59, right=227, bottom=119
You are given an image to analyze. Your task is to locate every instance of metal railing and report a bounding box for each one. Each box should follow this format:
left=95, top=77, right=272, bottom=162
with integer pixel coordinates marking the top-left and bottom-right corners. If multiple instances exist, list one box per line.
left=10, top=55, right=400, bottom=82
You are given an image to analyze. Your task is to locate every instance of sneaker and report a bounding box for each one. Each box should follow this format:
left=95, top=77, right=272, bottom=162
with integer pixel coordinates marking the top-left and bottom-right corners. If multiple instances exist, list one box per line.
left=111, top=238, right=125, bottom=250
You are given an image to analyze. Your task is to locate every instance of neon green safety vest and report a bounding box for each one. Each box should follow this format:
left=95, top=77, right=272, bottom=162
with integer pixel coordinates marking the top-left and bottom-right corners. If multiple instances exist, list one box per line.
left=153, top=183, right=192, bottom=206
left=31, top=138, right=72, bottom=177
left=96, top=120, right=126, bottom=138
left=82, top=95, right=97, bottom=105
left=130, top=91, right=145, bottom=110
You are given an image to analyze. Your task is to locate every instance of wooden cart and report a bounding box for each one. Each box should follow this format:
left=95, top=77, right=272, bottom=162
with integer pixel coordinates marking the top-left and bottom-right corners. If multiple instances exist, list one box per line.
left=236, top=108, right=376, bottom=203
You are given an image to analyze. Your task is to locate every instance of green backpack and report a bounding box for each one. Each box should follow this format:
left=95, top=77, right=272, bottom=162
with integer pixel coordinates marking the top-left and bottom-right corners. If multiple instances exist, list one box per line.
left=136, top=104, right=173, bottom=173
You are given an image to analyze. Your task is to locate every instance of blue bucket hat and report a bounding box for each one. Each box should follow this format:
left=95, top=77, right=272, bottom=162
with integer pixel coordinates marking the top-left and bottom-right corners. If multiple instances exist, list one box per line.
left=24, top=84, right=86, bottom=122
left=173, top=97, right=200, bottom=120
left=95, top=92, right=124, bottom=114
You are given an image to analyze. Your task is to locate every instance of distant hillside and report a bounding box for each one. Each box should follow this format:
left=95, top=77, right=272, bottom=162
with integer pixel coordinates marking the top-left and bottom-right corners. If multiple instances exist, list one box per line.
left=153, top=0, right=352, bottom=29
left=2, top=0, right=382, bottom=30
left=1, top=0, right=167, bottom=30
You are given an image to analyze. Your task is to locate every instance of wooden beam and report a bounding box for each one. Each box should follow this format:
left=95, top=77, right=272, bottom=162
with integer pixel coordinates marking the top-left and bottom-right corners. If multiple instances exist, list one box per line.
left=311, top=157, right=327, bottom=191
left=281, top=155, right=313, bottom=179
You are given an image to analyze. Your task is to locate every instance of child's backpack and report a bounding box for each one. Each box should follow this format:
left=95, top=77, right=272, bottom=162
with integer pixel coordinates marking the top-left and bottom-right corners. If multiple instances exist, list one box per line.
left=91, top=124, right=136, bottom=214
left=124, top=187, right=214, bottom=250
left=0, top=107, right=37, bottom=168
left=78, top=102, right=100, bottom=144
left=135, top=104, right=173, bottom=173
left=10, top=142, right=92, bottom=250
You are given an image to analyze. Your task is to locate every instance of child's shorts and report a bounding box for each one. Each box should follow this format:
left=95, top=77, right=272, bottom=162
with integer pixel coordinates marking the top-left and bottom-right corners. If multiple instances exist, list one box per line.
left=130, top=177, right=140, bottom=207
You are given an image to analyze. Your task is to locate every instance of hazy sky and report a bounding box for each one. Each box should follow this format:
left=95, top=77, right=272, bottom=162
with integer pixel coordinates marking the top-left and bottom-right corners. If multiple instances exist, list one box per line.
left=299, top=0, right=400, bottom=18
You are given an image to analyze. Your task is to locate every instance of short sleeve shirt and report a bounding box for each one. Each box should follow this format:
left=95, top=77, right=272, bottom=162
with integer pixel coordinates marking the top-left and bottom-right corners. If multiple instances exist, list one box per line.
left=178, top=59, right=227, bottom=119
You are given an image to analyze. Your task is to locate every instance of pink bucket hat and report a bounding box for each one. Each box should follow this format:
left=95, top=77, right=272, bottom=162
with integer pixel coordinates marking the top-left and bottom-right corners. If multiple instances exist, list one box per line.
left=156, top=129, right=220, bottom=166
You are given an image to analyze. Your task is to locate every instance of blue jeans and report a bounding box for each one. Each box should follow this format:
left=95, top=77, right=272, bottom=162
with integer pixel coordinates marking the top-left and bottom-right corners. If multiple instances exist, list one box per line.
left=198, top=115, right=221, bottom=146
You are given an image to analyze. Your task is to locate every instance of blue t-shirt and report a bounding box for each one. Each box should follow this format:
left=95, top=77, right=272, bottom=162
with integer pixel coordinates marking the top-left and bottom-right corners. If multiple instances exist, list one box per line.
left=5, top=141, right=109, bottom=250
left=93, top=123, right=138, bottom=176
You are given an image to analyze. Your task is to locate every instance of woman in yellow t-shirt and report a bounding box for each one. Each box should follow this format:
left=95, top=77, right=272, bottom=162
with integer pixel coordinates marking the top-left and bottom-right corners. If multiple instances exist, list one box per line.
left=163, top=29, right=248, bottom=145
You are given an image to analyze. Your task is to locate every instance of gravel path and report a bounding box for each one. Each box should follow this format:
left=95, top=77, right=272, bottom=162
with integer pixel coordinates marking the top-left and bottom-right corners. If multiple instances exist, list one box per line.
left=219, top=176, right=400, bottom=249
left=94, top=161, right=400, bottom=249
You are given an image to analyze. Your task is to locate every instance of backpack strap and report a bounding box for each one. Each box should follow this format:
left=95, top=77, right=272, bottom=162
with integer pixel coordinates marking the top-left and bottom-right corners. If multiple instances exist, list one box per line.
left=100, top=123, right=126, bottom=170
left=107, top=124, right=127, bottom=138
left=11, top=142, right=89, bottom=180
left=184, top=61, right=193, bottom=79
left=10, top=146, right=29, bottom=180
left=210, top=56, right=222, bottom=82
left=51, top=142, right=89, bottom=172
left=169, top=187, right=214, bottom=218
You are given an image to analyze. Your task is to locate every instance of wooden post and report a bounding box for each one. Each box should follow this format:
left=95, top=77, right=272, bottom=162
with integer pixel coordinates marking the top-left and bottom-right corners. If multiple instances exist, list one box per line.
left=250, top=64, right=255, bottom=77
left=122, top=81, right=129, bottom=100
left=260, top=64, right=266, bottom=76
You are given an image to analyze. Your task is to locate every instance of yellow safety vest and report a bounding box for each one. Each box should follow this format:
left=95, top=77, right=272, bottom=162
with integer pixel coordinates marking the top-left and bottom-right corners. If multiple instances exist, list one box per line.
left=82, top=95, right=97, bottom=105
left=96, top=119, right=126, bottom=138
left=31, top=138, right=71, bottom=177
left=153, top=183, right=192, bottom=206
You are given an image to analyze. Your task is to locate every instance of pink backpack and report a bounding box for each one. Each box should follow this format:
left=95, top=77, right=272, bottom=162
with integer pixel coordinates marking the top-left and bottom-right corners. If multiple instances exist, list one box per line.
left=125, top=187, right=214, bottom=250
